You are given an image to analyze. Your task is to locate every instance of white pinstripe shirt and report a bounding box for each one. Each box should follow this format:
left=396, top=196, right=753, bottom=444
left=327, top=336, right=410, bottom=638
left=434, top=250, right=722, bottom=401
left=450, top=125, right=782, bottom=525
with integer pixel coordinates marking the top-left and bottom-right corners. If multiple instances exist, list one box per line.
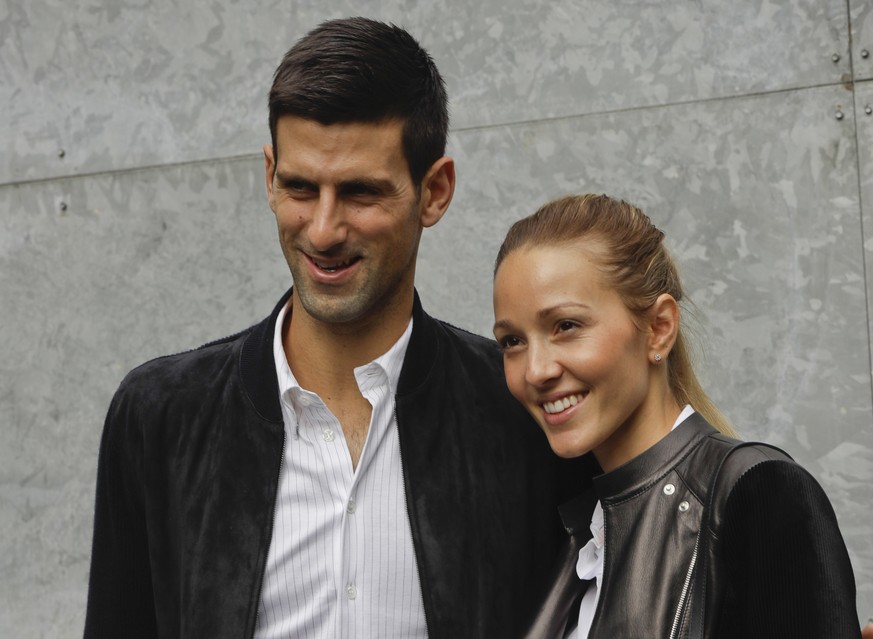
left=254, top=301, right=427, bottom=638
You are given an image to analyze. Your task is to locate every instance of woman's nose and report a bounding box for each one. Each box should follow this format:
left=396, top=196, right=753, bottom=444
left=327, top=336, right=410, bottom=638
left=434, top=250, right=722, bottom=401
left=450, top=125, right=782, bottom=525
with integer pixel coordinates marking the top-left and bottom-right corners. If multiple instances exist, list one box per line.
left=525, top=342, right=562, bottom=387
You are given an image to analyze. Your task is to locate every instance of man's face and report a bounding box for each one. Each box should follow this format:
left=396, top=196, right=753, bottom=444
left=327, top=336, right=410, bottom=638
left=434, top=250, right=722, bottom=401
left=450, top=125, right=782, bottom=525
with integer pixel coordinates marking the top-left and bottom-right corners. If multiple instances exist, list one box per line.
left=265, top=116, right=426, bottom=328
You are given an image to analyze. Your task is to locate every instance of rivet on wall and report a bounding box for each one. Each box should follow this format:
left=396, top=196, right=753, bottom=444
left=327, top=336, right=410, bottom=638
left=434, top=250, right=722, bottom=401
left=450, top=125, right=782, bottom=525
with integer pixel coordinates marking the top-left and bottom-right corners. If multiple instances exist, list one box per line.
left=865, top=105, right=872, bottom=116
left=58, top=149, right=66, bottom=159
left=862, top=49, right=870, bottom=59
left=59, top=201, right=68, bottom=212
left=834, top=107, right=845, bottom=120
left=832, top=53, right=841, bottom=63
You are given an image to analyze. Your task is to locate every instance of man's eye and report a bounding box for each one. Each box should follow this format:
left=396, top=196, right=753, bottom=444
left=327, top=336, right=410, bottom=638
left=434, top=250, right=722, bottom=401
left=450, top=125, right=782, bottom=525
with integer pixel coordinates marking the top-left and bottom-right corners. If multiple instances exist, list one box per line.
left=287, top=182, right=314, bottom=192
left=347, top=185, right=379, bottom=197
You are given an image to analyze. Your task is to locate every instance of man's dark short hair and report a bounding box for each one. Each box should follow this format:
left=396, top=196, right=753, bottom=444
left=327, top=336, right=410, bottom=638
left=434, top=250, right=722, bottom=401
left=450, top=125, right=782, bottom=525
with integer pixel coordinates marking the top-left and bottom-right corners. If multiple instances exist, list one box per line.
left=268, top=17, right=449, bottom=186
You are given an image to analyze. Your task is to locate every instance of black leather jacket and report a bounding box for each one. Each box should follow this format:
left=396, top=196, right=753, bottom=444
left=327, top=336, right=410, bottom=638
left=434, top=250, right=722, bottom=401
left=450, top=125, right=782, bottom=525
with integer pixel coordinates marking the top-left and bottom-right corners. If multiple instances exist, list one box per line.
left=83, top=290, right=582, bottom=639
left=523, top=414, right=858, bottom=639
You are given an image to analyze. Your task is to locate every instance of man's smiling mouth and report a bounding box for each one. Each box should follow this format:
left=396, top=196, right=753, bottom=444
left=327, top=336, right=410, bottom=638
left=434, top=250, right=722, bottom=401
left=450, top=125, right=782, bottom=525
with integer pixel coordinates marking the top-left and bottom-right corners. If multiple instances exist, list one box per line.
left=311, top=256, right=361, bottom=273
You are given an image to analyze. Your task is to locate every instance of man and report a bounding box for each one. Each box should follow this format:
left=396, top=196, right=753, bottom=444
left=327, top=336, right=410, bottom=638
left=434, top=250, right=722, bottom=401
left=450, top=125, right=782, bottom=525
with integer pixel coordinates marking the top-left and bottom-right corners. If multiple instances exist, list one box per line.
left=83, top=17, right=584, bottom=639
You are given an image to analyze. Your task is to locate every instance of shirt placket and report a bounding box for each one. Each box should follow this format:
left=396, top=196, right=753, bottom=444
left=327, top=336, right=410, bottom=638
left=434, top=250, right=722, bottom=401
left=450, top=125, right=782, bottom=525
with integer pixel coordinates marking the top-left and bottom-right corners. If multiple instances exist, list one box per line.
left=340, top=364, right=387, bottom=639
left=296, top=391, right=355, bottom=639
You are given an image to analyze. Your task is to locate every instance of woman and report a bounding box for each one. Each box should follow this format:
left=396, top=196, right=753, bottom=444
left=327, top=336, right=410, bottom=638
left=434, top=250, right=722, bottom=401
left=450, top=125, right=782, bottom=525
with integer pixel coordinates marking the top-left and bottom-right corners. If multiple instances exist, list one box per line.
left=492, top=194, right=858, bottom=638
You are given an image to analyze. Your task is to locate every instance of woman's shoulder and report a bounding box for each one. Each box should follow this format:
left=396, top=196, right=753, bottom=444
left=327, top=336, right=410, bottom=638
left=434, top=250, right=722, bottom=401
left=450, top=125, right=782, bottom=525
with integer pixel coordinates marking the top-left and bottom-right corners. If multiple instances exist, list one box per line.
left=687, top=432, right=828, bottom=533
left=710, top=440, right=836, bottom=534
left=713, top=439, right=796, bottom=486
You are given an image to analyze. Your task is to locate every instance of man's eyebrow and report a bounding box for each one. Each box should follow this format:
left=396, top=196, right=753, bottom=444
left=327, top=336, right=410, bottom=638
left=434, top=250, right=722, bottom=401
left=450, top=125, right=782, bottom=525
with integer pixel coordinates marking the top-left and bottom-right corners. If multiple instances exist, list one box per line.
left=274, top=171, right=313, bottom=187
left=273, top=173, right=398, bottom=194
left=337, top=177, right=397, bottom=194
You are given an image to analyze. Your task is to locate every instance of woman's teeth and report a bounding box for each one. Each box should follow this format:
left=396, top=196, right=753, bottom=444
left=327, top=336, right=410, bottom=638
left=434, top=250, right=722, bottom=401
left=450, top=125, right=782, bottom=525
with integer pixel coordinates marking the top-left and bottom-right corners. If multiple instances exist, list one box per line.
left=542, top=394, right=584, bottom=415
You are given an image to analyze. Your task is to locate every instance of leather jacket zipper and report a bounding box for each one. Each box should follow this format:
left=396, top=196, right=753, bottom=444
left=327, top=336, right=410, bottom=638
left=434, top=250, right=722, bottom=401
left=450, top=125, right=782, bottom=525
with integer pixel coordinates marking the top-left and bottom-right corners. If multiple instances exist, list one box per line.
left=669, top=529, right=700, bottom=639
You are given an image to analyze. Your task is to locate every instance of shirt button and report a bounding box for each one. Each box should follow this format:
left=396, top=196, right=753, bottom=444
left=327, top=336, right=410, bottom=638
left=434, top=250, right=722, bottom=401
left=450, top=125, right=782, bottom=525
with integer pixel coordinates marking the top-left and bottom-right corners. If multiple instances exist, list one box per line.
left=322, top=428, right=335, bottom=442
left=346, top=584, right=358, bottom=600
left=347, top=498, right=357, bottom=514
left=679, top=501, right=690, bottom=512
left=298, top=395, right=312, bottom=407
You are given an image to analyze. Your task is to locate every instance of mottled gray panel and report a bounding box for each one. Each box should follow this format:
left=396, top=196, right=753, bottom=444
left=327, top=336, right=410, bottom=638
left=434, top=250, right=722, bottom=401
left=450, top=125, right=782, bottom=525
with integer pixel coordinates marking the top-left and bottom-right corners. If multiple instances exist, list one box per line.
left=440, top=0, right=850, bottom=129
left=852, top=0, right=873, bottom=81
left=1, top=0, right=292, bottom=186
left=417, top=83, right=871, bottom=618
left=1, top=0, right=850, bottom=185
left=0, top=157, right=288, bottom=637
left=857, top=78, right=873, bottom=618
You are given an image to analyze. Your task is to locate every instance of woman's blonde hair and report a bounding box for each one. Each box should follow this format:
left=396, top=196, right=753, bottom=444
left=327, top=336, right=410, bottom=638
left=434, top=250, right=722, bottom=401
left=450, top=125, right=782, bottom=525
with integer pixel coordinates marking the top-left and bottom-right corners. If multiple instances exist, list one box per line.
left=495, top=193, right=736, bottom=437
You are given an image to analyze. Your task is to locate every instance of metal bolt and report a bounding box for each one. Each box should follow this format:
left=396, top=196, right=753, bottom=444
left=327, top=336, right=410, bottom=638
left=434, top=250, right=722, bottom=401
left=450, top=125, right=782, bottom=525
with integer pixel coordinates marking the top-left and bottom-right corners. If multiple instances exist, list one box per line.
left=832, top=53, right=841, bottom=63
left=862, top=49, right=870, bottom=59
left=58, top=149, right=65, bottom=159
left=866, top=105, right=872, bottom=116
left=835, top=108, right=844, bottom=121
left=59, top=201, right=68, bottom=212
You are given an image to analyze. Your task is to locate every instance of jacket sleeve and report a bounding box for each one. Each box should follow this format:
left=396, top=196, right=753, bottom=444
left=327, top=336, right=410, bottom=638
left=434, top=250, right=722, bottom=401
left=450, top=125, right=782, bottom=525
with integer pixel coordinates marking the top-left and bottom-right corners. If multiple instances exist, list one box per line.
left=83, top=390, right=159, bottom=638
left=713, top=459, right=858, bottom=639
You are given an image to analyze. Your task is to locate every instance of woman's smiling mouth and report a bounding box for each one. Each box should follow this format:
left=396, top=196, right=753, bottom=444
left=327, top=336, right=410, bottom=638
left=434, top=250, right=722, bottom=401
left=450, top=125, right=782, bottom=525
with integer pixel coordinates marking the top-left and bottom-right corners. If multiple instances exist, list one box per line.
left=542, top=393, right=586, bottom=415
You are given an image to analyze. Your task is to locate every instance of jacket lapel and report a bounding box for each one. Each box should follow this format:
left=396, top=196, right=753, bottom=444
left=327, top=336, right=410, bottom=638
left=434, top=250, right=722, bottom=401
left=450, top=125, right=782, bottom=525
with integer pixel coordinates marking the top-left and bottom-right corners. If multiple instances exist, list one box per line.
left=521, top=489, right=598, bottom=638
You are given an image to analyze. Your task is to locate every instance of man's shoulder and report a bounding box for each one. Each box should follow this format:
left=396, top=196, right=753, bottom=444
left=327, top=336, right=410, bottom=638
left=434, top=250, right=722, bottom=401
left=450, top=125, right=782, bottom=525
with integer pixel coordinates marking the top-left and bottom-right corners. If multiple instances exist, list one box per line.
left=116, top=323, right=258, bottom=400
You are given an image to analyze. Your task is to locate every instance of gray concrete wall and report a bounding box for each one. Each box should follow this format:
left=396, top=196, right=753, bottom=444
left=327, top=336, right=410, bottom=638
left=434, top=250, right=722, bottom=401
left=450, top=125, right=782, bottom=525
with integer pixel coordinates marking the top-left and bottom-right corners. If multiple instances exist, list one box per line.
left=2, top=0, right=871, bottom=634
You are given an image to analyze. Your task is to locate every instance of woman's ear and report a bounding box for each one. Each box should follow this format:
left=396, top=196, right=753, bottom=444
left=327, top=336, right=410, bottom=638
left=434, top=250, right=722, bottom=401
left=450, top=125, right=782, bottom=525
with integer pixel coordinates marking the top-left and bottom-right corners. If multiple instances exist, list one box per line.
left=648, top=293, right=679, bottom=359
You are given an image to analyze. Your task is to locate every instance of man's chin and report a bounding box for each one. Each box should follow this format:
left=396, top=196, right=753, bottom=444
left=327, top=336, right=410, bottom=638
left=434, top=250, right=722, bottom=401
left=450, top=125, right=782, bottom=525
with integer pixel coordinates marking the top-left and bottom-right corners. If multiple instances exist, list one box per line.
left=294, top=288, right=370, bottom=326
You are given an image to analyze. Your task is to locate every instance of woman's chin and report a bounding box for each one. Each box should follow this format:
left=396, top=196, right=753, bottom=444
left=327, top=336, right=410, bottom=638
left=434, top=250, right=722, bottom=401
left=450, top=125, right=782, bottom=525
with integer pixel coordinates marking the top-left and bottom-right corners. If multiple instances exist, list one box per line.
left=544, top=431, right=590, bottom=459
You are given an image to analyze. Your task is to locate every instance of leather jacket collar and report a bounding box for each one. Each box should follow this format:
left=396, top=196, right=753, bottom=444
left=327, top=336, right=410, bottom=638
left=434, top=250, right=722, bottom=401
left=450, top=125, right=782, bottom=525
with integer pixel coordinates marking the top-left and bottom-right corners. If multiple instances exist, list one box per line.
left=593, top=413, right=717, bottom=501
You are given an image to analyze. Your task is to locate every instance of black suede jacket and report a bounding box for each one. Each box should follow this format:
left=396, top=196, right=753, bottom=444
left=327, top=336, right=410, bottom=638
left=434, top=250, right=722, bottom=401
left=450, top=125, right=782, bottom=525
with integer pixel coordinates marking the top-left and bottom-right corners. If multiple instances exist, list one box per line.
left=84, top=290, right=583, bottom=639
left=523, top=414, right=858, bottom=639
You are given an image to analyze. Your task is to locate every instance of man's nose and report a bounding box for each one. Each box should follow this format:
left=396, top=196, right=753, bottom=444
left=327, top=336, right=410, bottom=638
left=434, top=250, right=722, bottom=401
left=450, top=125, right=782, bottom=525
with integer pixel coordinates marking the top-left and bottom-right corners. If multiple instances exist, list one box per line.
left=307, top=194, right=348, bottom=251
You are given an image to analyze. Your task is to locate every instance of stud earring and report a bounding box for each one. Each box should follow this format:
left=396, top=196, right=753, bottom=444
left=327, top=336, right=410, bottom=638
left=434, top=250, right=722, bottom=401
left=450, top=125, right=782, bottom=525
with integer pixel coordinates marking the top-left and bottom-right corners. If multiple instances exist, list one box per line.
left=654, top=353, right=662, bottom=362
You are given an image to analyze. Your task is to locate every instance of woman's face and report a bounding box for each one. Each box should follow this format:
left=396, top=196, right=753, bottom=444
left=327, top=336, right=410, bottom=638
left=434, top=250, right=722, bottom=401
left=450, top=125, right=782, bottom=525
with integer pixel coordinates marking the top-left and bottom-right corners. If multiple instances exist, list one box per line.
left=493, top=241, right=663, bottom=471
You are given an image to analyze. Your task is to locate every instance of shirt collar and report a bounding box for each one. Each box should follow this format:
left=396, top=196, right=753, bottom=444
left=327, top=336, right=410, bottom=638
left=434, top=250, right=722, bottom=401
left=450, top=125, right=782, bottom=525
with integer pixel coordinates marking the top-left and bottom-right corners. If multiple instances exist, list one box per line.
left=354, top=318, right=413, bottom=396
left=272, top=298, right=413, bottom=403
left=672, top=404, right=695, bottom=430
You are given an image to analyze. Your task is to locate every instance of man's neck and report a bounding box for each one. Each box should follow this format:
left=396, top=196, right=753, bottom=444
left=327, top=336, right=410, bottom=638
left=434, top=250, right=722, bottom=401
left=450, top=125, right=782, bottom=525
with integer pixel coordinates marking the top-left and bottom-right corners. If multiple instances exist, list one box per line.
left=282, top=295, right=413, bottom=469
left=283, top=297, right=413, bottom=397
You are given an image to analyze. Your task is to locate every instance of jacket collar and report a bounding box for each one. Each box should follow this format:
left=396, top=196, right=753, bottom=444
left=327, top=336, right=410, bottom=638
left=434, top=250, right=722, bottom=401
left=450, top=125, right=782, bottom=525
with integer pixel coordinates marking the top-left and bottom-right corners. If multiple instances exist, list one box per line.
left=397, top=291, right=438, bottom=396
left=593, top=413, right=717, bottom=502
left=239, top=289, right=291, bottom=423
left=239, top=288, right=435, bottom=423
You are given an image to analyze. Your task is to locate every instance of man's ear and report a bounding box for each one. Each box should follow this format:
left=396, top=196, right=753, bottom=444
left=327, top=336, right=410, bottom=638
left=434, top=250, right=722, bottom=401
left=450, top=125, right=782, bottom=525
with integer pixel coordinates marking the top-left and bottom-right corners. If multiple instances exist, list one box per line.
left=419, top=156, right=455, bottom=228
left=264, top=143, right=276, bottom=209
left=648, top=293, right=679, bottom=359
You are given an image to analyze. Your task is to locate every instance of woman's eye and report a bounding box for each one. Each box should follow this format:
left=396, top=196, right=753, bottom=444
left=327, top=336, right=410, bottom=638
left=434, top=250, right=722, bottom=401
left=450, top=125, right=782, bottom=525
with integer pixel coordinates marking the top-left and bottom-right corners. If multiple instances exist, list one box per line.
left=497, top=336, right=521, bottom=351
left=557, top=320, right=578, bottom=332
